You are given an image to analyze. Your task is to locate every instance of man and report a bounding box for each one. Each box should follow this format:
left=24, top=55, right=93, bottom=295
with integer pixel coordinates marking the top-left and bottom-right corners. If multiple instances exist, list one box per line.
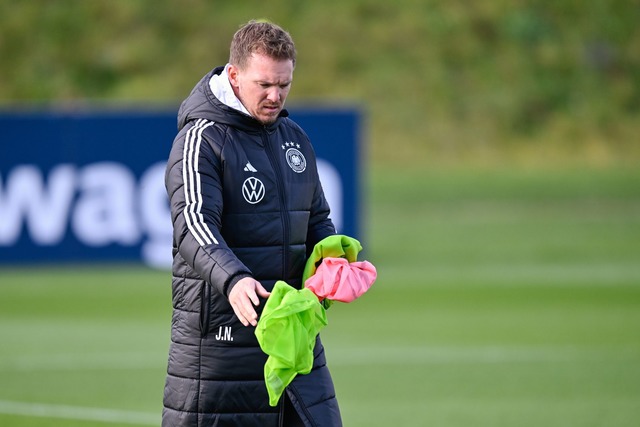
left=163, top=20, right=342, bottom=426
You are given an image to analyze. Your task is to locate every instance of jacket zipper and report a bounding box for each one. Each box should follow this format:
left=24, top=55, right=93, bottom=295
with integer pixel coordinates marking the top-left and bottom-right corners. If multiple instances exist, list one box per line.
left=263, top=128, right=290, bottom=279
left=278, top=395, right=285, bottom=427
left=286, top=386, right=316, bottom=426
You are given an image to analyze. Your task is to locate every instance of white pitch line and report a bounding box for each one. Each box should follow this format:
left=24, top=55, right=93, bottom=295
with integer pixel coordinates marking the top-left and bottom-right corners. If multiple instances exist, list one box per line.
left=0, top=352, right=166, bottom=372
left=327, top=344, right=640, bottom=366
left=0, top=400, right=160, bottom=425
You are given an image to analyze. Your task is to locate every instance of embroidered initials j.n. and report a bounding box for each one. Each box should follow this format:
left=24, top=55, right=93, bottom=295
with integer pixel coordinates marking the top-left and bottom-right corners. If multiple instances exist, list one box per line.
left=215, top=326, right=234, bottom=341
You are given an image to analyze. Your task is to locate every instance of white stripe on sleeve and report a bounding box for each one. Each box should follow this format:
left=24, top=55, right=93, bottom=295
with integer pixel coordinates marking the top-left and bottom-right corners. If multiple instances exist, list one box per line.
left=182, top=119, right=219, bottom=246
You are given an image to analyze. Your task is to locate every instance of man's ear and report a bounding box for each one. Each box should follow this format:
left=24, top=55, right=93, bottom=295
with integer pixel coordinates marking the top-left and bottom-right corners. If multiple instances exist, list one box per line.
left=227, top=64, right=239, bottom=88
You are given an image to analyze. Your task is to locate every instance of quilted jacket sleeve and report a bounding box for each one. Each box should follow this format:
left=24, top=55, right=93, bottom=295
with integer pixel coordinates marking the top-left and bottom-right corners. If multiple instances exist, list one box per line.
left=165, top=119, right=252, bottom=296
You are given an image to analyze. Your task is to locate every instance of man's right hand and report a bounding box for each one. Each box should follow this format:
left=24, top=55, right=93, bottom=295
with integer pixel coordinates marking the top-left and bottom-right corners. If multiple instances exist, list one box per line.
left=228, top=277, right=271, bottom=327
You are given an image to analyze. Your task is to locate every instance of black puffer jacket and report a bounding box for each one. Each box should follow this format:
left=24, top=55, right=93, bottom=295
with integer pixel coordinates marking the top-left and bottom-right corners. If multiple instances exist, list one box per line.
left=162, top=66, right=341, bottom=426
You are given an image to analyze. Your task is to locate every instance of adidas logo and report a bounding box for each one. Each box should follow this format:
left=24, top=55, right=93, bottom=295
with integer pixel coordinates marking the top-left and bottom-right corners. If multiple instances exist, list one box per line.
left=244, top=162, right=258, bottom=173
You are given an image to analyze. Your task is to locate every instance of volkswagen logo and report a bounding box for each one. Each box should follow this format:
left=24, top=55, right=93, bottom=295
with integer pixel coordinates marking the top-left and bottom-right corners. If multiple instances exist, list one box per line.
left=242, top=177, right=265, bottom=204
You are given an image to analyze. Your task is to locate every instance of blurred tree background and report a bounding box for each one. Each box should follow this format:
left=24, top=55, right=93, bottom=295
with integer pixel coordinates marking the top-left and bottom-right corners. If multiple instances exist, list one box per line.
left=0, top=0, right=638, bottom=170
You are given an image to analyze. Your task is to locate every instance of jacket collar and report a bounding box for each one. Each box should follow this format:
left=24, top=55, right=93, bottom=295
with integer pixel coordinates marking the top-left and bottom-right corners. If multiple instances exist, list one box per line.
left=208, top=64, right=251, bottom=117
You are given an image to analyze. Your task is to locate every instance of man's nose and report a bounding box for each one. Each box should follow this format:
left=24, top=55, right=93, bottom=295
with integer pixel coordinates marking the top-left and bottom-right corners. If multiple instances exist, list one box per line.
left=266, top=87, right=280, bottom=103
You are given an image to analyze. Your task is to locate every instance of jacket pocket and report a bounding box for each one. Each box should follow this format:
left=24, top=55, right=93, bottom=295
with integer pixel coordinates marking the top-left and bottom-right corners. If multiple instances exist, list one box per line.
left=200, top=283, right=211, bottom=337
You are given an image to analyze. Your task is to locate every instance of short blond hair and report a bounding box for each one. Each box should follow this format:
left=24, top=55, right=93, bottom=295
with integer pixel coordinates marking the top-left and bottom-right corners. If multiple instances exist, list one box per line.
left=229, top=20, right=296, bottom=69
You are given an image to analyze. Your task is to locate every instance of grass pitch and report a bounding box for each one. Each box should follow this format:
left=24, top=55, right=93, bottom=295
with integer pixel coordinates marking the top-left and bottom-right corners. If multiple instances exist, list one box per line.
left=1, top=168, right=639, bottom=426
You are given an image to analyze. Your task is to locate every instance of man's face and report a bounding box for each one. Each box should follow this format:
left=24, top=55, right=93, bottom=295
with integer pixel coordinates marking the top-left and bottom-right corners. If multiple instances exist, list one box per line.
left=228, top=53, right=294, bottom=125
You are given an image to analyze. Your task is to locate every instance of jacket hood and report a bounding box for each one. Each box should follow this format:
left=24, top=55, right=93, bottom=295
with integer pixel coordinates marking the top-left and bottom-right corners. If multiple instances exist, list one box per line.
left=177, top=66, right=289, bottom=132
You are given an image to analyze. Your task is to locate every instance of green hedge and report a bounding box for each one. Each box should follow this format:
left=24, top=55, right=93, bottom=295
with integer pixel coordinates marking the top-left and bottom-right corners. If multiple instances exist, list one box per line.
left=1, top=0, right=638, bottom=168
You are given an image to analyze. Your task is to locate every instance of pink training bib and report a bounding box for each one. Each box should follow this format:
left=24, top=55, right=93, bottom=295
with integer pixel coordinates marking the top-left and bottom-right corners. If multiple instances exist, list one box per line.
left=305, top=257, right=377, bottom=303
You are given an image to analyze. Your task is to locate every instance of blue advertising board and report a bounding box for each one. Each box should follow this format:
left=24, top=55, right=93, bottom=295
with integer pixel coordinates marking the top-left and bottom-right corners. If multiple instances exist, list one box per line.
left=0, top=107, right=361, bottom=268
